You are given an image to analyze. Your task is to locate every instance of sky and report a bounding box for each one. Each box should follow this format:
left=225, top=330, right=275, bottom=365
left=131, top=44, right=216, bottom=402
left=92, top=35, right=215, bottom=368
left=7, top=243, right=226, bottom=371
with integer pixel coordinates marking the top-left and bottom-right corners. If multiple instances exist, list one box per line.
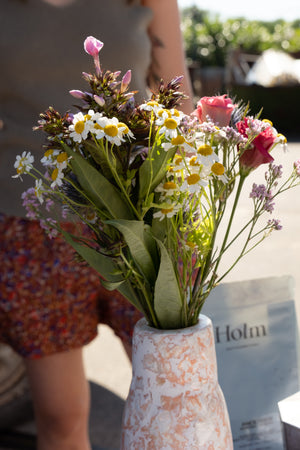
left=177, top=0, right=300, bottom=22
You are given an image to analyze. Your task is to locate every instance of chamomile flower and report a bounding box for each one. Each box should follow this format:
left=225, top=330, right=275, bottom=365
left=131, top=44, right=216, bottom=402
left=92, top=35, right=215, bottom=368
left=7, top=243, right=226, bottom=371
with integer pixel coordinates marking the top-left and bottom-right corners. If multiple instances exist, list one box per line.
left=211, top=162, right=228, bottom=183
left=41, top=149, right=60, bottom=166
left=69, top=111, right=90, bottom=143
left=180, top=172, right=207, bottom=194
left=93, top=116, right=127, bottom=146
left=162, top=135, right=191, bottom=152
left=153, top=203, right=181, bottom=221
left=54, top=152, right=71, bottom=170
left=13, top=151, right=34, bottom=178
left=84, top=209, right=98, bottom=224
left=155, top=180, right=179, bottom=197
left=117, top=122, right=134, bottom=140
left=196, top=143, right=219, bottom=165
left=34, top=179, right=45, bottom=204
left=139, top=100, right=162, bottom=113
left=168, top=154, right=186, bottom=174
left=50, top=167, right=64, bottom=189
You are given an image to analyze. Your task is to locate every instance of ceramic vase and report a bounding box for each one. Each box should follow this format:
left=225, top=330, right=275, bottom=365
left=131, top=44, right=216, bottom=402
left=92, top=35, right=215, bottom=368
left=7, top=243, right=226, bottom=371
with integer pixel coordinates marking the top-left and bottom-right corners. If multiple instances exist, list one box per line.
left=121, top=314, right=233, bottom=449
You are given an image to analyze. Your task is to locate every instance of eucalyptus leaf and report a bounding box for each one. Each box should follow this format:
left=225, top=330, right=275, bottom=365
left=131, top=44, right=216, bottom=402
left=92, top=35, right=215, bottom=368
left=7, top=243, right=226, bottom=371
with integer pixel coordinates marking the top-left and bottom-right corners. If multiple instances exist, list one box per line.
left=154, top=239, right=183, bottom=329
left=138, top=145, right=177, bottom=200
left=60, top=228, right=142, bottom=311
left=61, top=142, right=133, bottom=220
left=107, top=219, right=157, bottom=284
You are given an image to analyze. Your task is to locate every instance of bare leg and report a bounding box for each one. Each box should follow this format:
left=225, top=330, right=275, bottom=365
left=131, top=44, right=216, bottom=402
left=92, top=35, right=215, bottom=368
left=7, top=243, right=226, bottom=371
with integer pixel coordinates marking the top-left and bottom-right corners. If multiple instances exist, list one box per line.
left=25, top=348, right=91, bottom=450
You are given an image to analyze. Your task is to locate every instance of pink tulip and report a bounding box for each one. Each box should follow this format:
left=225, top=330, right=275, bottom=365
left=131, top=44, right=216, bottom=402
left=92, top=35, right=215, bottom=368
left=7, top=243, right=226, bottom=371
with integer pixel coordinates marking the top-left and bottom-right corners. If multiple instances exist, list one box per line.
left=193, top=95, right=236, bottom=127
left=237, top=118, right=276, bottom=170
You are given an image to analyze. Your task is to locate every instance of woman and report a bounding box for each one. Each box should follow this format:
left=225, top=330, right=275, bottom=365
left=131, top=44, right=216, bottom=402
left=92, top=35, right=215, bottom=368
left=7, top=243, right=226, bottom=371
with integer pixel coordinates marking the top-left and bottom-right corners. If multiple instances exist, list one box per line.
left=0, top=0, right=193, bottom=448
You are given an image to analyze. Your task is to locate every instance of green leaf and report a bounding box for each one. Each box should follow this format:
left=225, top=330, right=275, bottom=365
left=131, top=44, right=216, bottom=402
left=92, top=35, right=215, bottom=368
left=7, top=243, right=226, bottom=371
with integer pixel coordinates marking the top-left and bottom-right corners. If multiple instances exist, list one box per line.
left=138, top=145, right=177, bottom=200
left=154, top=240, right=183, bottom=329
left=107, top=219, right=157, bottom=284
left=59, top=228, right=142, bottom=311
left=61, top=142, right=133, bottom=220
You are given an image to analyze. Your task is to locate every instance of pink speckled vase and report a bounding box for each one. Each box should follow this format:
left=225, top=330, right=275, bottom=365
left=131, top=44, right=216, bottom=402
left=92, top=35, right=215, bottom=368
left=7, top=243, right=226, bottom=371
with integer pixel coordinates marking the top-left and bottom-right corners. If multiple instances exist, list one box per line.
left=121, top=315, right=233, bottom=450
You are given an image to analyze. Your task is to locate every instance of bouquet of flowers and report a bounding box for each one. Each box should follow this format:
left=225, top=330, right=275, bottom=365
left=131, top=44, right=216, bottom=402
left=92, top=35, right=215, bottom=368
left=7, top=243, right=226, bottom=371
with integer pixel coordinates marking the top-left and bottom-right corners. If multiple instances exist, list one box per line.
left=14, top=36, right=300, bottom=330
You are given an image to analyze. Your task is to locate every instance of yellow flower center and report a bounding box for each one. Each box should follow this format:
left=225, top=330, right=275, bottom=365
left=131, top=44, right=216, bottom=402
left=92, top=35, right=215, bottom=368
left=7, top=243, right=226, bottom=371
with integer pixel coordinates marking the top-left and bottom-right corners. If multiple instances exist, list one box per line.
left=51, top=168, right=59, bottom=181
left=171, top=135, right=185, bottom=146
left=174, top=156, right=183, bottom=165
left=172, top=109, right=180, bottom=117
left=187, top=173, right=201, bottom=185
left=197, top=144, right=213, bottom=156
left=161, top=207, right=174, bottom=214
left=56, top=152, right=68, bottom=164
left=164, top=118, right=178, bottom=130
left=147, top=101, right=159, bottom=107
left=74, top=121, right=85, bottom=134
left=44, top=149, right=54, bottom=158
left=93, top=123, right=103, bottom=130
left=158, top=109, right=171, bottom=118
left=263, top=119, right=273, bottom=127
left=104, top=124, right=118, bottom=137
left=211, top=162, right=225, bottom=176
left=277, top=133, right=287, bottom=143
left=189, top=156, right=199, bottom=167
left=84, top=114, right=92, bottom=121
left=163, top=181, right=177, bottom=190
left=118, top=123, right=129, bottom=134
left=186, top=241, right=196, bottom=249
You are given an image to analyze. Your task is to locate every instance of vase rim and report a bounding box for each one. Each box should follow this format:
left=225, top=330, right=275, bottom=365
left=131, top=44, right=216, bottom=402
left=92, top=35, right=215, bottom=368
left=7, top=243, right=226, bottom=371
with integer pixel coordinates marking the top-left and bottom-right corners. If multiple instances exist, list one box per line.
left=136, top=314, right=212, bottom=335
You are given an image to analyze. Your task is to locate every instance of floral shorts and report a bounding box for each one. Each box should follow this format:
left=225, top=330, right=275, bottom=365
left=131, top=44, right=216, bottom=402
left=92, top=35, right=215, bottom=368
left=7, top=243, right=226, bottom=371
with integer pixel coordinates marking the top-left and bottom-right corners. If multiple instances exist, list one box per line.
left=0, top=213, right=142, bottom=359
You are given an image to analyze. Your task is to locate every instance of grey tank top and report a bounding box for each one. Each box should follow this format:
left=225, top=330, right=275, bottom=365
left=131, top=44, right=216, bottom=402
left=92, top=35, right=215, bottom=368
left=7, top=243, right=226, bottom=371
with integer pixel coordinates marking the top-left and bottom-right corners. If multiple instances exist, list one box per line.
left=0, top=0, right=152, bottom=216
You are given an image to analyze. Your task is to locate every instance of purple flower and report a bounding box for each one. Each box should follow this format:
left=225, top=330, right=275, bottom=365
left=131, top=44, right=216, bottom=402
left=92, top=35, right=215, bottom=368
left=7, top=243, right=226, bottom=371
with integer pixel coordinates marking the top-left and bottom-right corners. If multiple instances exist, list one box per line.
left=249, top=183, right=275, bottom=213
left=267, top=219, right=282, bottom=230
left=294, top=159, right=300, bottom=176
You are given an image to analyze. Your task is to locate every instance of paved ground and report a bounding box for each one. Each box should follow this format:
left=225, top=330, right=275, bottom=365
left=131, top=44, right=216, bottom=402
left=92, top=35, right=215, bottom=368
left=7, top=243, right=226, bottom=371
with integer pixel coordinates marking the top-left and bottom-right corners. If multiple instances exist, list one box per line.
left=1, top=139, right=300, bottom=450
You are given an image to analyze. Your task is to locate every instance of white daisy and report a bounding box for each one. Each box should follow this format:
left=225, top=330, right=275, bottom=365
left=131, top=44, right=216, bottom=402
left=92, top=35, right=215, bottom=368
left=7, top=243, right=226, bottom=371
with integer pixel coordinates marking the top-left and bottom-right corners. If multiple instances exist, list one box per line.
left=50, top=167, right=64, bottom=189
left=210, top=162, right=228, bottom=183
left=196, top=143, right=219, bottom=166
left=180, top=172, right=207, bottom=194
left=41, top=149, right=60, bottom=166
left=139, top=100, right=162, bottom=113
left=54, top=152, right=71, bottom=170
left=155, top=180, right=179, bottom=196
left=153, top=203, right=180, bottom=221
left=34, top=179, right=45, bottom=204
left=69, top=112, right=90, bottom=143
left=13, top=151, right=34, bottom=178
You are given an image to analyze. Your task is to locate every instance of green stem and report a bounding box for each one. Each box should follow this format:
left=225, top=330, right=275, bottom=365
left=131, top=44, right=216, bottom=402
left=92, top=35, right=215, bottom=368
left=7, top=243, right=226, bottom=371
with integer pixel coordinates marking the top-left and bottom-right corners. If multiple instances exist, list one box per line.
left=213, top=174, right=246, bottom=276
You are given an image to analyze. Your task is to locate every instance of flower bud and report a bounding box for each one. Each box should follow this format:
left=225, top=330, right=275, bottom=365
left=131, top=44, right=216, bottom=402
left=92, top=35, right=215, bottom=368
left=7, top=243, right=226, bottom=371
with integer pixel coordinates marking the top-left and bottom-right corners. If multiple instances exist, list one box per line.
left=84, top=36, right=103, bottom=57
left=69, top=90, right=86, bottom=99
left=94, top=95, right=105, bottom=107
left=121, top=70, right=132, bottom=93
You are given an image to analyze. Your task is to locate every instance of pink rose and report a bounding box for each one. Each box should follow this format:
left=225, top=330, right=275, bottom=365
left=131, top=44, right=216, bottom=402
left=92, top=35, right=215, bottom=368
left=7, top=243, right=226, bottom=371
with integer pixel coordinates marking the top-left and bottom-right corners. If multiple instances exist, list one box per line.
left=193, top=95, right=236, bottom=127
left=237, top=118, right=276, bottom=169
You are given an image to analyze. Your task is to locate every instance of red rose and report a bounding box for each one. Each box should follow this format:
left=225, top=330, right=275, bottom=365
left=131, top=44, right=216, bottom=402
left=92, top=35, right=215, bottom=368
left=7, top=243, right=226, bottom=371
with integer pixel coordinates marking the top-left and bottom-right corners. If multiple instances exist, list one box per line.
left=237, top=118, right=276, bottom=170
left=193, top=95, right=236, bottom=127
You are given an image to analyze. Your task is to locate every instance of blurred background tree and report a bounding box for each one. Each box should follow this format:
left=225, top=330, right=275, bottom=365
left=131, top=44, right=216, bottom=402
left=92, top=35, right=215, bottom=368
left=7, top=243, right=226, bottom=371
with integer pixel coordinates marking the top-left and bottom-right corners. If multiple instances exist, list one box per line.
left=181, top=6, right=300, bottom=68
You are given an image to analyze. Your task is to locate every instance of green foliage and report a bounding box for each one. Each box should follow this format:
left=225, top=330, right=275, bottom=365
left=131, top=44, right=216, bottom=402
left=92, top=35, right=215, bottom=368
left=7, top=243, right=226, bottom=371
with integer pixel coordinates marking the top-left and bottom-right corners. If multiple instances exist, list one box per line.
left=181, top=6, right=300, bottom=67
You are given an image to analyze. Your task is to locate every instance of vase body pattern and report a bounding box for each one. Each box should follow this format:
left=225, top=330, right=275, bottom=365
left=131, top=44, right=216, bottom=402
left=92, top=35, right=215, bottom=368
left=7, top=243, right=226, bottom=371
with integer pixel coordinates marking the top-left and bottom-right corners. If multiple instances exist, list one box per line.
left=121, top=315, right=233, bottom=449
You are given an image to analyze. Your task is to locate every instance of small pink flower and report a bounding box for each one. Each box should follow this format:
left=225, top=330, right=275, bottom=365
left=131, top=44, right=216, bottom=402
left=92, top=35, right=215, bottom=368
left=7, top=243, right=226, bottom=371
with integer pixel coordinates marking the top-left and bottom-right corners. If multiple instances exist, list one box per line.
left=84, top=36, right=103, bottom=57
left=193, top=95, right=236, bottom=127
